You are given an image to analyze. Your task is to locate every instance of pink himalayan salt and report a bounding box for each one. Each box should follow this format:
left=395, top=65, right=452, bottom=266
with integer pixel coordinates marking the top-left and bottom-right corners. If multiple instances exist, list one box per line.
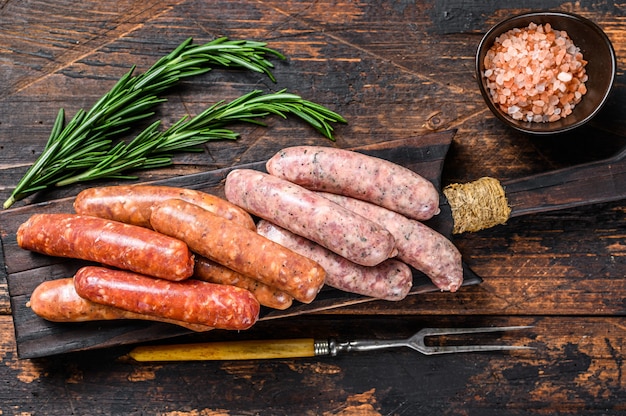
left=483, top=22, right=588, bottom=123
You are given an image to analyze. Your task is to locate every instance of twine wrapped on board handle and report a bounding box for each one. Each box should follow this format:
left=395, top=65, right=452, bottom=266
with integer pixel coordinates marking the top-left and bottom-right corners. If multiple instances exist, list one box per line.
left=443, top=144, right=625, bottom=234
left=443, top=177, right=511, bottom=234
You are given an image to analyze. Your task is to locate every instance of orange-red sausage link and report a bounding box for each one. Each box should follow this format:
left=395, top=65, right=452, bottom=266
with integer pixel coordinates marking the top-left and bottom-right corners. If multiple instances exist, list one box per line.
left=194, top=256, right=293, bottom=310
left=266, top=146, right=440, bottom=221
left=150, top=199, right=325, bottom=304
left=73, top=266, right=259, bottom=330
left=29, top=278, right=213, bottom=332
left=74, top=185, right=256, bottom=230
left=17, top=213, right=195, bottom=281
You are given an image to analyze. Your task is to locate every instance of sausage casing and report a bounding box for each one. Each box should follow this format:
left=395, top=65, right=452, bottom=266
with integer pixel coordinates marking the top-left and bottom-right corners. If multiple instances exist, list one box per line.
left=257, top=220, right=413, bottom=301
left=74, top=185, right=255, bottom=230
left=150, top=199, right=325, bottom=304
left=320, top=192, right=463, bottom=292
left=224, top=169, right=397, bottom=267
left=28, top=278, right=213, bottom=332
left=73, top=266, right=260, bottom=330
left=17, top=213, right=195, bottom=281
left=266, top=146, right=440, bottom=221
left=194, top=256, right=293, bottom=310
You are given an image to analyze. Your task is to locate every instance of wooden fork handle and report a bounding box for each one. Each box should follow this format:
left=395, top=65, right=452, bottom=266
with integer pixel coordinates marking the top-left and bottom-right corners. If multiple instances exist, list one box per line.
left=128, top=338, right=317, bottom=361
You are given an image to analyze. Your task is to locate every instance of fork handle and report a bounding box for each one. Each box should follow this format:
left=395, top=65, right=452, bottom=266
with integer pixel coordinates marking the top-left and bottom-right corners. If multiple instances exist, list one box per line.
left=128, top=338, right=318, bottom=361
left=127, top=338, right=412, bottom=361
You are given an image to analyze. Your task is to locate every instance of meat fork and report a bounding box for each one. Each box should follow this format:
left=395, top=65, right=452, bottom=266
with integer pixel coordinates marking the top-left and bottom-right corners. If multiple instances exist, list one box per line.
left=127, top=326, right=534, bottom=361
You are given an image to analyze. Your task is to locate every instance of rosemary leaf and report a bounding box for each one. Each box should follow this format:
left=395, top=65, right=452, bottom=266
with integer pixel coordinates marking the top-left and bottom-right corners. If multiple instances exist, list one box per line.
left=4, top=37, right=287, bottom=209
left=53, top=89, right=346, bottom=187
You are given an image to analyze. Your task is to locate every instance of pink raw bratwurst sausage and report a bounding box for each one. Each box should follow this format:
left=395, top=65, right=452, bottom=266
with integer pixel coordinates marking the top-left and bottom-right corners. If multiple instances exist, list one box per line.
left=266, top=146, right=440, bottom=221
left=319, top=192, right=463, bottom=292
left=224, top=169, right=397, bottom=267
left=256, top=220, right=413, bottom=301
left=73, top=266, right=260, bottom=331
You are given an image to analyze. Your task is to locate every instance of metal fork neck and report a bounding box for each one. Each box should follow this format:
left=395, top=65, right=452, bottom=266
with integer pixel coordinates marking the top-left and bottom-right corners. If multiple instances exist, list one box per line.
left=316, top=339, right=408, bottom=356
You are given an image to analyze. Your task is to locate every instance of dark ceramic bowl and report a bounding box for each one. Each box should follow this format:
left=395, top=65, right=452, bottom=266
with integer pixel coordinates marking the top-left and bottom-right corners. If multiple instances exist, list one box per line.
left=476, top=11, right=616, bottom=134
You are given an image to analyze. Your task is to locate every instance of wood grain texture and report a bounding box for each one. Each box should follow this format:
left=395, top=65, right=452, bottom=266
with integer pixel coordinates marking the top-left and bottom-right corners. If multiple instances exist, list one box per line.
left=0, top=0, right=624, bottom=414
left=2, top=315, right=626, bottom=415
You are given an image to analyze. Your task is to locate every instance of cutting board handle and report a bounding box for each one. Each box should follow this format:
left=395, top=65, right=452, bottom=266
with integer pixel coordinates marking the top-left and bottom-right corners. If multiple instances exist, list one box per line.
left=444, top=146, right=626, bottom=233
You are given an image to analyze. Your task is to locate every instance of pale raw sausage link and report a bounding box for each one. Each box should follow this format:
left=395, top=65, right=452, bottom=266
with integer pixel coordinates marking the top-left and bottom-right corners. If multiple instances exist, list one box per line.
left=224, top=169, right=397, bottom=267
left=257, top=220, right=413, bottom=301
left=28, top=278, right=213, bottom=332
left=150, top=199, right=325, bottom=304
left=266, top=146, right=440, bottom=220
left=17, top=213, right=195, bottom=281
left=194, top=256, right=293, bottom=310
left=74, top=185, right=256, bottom=230
left=73, top=266, right=260, bottom=330
left=319, top=192, right=463, bottom=292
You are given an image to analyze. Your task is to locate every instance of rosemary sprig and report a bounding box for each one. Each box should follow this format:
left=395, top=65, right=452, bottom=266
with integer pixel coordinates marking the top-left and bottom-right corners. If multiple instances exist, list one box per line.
left=55, top=89, right=347, bottom=186
left=3, top=37, right=286, bottom=209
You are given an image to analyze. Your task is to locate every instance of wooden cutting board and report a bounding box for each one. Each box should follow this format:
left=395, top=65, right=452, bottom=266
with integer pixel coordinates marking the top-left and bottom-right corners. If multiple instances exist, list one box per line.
left=2, top=130, right=485, bottom=358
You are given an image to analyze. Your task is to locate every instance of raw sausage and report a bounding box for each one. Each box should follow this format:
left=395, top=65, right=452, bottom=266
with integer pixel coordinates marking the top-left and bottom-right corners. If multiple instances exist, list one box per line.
left=150, top=199, right=325, bottom=304
left=28, top=278, right=213, bottom=332
left=224, top=169, right=397, bottom=267
left=257, top=220, right=413, bottom=301
left=266, top=146, right=440, bottom=221
left=74, top=185, right=255, bottom=230
left=194, top=256, right=293, bottom=310
left=17, top=213, right=195, bottom=281
left=73, top=266, right=260, bottom=330
left=319, top=192, right=463, bottom=292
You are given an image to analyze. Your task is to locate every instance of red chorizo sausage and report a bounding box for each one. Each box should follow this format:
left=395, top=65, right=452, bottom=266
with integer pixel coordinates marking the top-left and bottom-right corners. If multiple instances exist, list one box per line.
left=17, top=214, right=195, bottom=281
left=194, top=256, right=293, bottom=310
left=257, top=220, right=412, bottom=301
left=224, top=169, right=397, bottom=267
left=28, top=278, right=213, bottom=332
left=266, top=146, right=441, bottom=221
left=74, top=185, right=255, bottom=230
left=73, top=266, right=259, bottom=330
left=319, top=192, right=463, bottom=292
left=150, top=199, right=325, bottom=304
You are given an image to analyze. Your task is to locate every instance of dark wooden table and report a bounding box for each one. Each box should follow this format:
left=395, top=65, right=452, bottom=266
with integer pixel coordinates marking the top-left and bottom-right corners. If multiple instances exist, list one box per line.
left=1, top=1, right=625, bottom=414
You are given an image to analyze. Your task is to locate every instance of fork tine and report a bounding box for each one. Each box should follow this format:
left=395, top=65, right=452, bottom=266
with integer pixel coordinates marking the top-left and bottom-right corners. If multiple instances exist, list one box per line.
left=413, top=326, right=534, bottom=355
left=418, top=325, right=534, bottom=337
left=420, top=345, right=535, bottom=355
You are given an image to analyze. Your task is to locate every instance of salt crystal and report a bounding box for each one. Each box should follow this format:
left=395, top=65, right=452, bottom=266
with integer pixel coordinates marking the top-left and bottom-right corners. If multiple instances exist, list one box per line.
left=483, top=22, right=588, bottom=123
left=557, top=71, right=572, bottom=82
left=508, top=105, right=520, bottom=115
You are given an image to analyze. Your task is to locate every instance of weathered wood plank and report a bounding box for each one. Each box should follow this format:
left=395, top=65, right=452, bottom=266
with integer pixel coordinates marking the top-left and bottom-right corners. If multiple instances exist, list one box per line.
left=2, top=314, right=626, bottom=415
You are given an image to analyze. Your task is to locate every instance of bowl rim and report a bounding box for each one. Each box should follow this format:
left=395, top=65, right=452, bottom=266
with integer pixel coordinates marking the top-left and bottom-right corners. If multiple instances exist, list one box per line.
left=475, top=10, right=617, bottom=135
